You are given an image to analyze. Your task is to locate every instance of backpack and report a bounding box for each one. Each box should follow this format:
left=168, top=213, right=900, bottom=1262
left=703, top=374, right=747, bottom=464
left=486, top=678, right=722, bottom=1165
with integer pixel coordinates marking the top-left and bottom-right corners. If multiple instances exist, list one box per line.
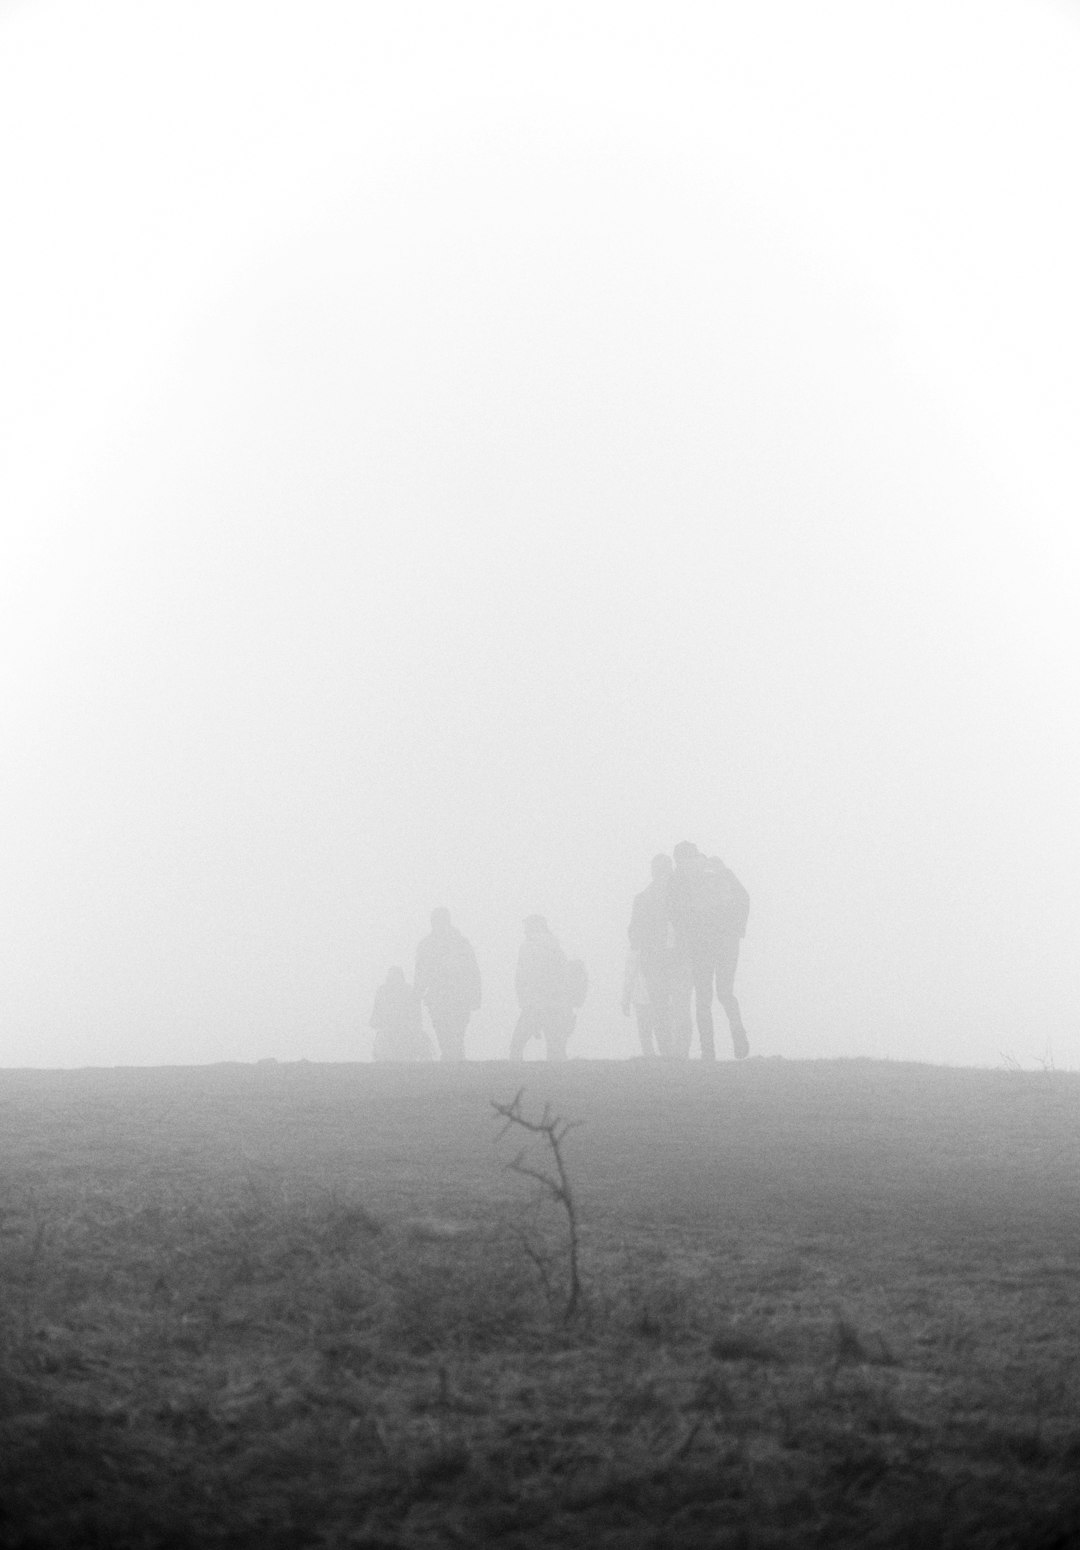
left=564, top=959, right=589, bottom=1010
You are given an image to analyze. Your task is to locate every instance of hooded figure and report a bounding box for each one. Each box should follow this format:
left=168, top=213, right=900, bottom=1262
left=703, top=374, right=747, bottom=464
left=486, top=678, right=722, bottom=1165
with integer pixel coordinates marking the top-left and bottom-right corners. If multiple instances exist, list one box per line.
left=369, top=967, right=432, bottom=1062
left=413, top=907, right=482, bottom=1061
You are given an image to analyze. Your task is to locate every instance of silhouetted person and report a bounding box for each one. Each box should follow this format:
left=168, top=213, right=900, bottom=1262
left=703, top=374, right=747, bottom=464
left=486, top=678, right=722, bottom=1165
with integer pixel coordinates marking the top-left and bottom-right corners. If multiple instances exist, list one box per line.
left=509, top=915, right=575, bottom=1062
left=627, top=853, right=692, bottom=1057
left=668, top=840, right=750, bottom=1060
left=369, top=967, right=432, bottom=1062
left=413, top=907, right=482, bottom=1061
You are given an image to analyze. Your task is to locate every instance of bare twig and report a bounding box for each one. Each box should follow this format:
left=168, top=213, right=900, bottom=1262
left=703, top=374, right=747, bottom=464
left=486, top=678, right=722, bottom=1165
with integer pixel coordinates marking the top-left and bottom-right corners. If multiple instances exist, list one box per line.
left=492, top=1089, right=583, bottom=1320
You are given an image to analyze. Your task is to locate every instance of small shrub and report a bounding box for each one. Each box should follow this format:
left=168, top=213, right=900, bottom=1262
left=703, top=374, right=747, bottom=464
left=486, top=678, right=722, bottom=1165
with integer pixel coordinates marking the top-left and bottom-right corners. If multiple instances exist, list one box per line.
left=493, top=1090, right=584, bottom=1322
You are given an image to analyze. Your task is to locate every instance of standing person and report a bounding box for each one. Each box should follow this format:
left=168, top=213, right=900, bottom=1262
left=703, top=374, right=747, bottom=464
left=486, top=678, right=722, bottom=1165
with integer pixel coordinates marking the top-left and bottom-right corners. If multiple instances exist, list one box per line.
left=413, top=907, right=482, bottom=1062
left=627, top=853, right=690, bottom=1058
left=668, top=840, right=751, bottom=1061
left=369, top=967, right=432, bottom=1062
left=509, top=915, right=576, bottom=1062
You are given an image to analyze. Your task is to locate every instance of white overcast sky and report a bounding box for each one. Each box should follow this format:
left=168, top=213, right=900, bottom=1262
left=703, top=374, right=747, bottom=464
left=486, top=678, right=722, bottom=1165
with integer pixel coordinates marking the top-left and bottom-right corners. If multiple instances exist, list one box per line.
left=1, top=0, right=1078, bottom=1068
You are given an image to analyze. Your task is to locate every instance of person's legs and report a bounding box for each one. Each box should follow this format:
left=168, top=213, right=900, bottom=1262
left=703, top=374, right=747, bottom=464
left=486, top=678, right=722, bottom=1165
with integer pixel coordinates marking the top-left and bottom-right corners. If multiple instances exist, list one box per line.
left=509, top=1008, right=539, bottom=1060
left=432, top=1007, right=468, bottom=1062
left=689, top=950, right=717, bottom=1059
left=714, top=935, right=749, bottom=1058
left=544, top=1006, right=573, bottom=1061
left=669, top=956, right=694, bottom=1058
left=635, top=1003, right=657, bottom=1056
left=641, top=964, right=669, bottom=1056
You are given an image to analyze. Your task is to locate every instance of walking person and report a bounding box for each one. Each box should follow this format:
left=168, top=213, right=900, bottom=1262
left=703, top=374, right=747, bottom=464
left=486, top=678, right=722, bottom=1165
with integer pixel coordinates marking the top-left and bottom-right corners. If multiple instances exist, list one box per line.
left=509, top=915, right=577, bottom=1062
left=413, top=907, right=482, bottom=1061
left=667, top=840, right=751, bottom=1060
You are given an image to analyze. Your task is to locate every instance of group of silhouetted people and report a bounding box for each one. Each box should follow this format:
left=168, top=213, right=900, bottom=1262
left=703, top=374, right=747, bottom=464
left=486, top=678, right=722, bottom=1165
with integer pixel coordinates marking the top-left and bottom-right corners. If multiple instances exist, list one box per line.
left=370, top=910, right=585, bottom=1063
left=624, top=841, right=750, bottom=1061
left=369, top=838, right=750, bottom=1063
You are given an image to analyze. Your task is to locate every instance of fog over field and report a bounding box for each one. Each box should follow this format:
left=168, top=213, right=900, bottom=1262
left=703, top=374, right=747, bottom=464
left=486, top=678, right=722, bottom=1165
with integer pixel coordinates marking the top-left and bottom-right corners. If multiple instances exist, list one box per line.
left=2, top=0, right=1078, bottom=1069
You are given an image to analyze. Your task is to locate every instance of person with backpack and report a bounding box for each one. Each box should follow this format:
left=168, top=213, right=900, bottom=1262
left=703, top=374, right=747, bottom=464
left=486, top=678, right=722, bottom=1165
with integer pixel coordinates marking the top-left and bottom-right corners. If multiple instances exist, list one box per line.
left=413, top=907, right=482, bottom=1061
left=369, top=967, right=432, bottom=1062
left=667, top=840, right=751, bottom=1061
left=509, top=915, right=584, bottom=1061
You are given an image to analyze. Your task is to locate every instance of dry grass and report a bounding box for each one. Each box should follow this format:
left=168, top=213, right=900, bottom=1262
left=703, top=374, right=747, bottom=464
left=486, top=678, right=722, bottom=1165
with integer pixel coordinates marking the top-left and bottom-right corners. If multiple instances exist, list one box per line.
left=0, top=1058, right=1079, bottom=1547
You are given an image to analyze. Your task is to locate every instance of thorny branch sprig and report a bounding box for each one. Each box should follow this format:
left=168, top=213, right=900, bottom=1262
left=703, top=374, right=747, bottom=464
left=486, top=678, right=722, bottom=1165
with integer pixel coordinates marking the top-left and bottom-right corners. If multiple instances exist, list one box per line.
left=492, top=1089, right=583, bottom=1321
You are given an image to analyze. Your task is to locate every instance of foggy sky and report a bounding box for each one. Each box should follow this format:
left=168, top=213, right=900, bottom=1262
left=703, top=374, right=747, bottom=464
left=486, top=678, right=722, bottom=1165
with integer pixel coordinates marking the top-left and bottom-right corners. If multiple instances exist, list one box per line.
left=2, top=0, right=1079, bottom=1069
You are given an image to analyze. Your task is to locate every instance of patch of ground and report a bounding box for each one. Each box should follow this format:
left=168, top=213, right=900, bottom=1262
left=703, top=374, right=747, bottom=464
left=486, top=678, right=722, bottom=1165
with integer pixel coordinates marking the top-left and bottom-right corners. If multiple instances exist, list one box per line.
left=0, top=1058, right=1078, bottom=1547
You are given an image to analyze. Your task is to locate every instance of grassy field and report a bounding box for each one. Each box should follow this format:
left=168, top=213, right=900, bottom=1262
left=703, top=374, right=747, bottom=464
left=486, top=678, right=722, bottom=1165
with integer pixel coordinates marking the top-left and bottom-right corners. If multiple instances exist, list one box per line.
left=1, top=1057, right=1079, bottom=1548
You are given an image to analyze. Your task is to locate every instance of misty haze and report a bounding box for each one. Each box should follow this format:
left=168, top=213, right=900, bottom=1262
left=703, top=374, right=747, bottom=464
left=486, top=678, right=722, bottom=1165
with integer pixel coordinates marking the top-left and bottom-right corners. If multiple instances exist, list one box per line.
left=2, top=0, right=1078, bottom=1072
left=2, top=3, right=1080, bottom=1546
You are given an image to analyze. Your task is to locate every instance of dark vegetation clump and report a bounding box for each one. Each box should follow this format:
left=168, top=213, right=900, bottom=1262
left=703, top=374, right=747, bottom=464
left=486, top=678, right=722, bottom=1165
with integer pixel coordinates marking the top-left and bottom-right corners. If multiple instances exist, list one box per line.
left=1, top=1059, right=1080, bottom=1547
